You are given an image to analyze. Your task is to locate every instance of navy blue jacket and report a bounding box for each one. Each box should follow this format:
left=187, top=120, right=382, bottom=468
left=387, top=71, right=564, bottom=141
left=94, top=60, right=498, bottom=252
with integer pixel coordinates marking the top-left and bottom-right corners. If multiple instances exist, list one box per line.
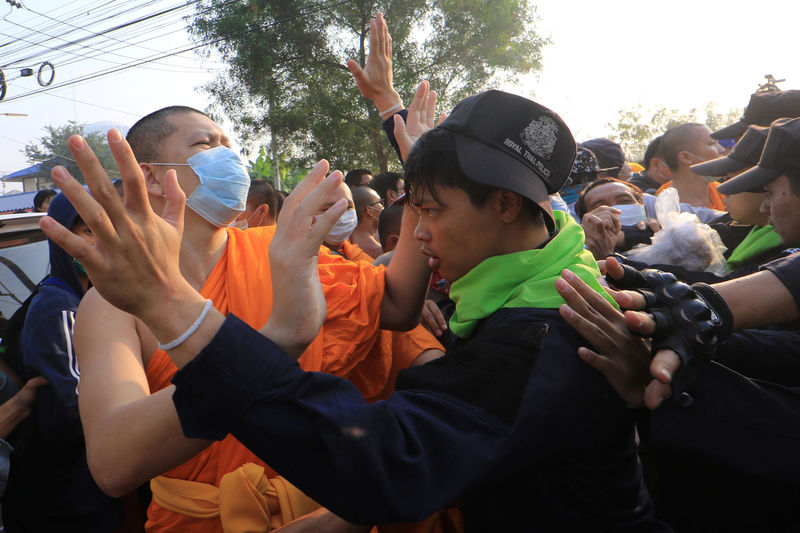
left=173, top=308, right=668, bottom=531
left=2, top=193, right=121, bottom=532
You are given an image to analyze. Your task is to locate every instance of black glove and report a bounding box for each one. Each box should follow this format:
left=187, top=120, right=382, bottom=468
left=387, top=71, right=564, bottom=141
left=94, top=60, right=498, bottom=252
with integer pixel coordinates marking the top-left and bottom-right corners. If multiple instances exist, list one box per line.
left=609, top=265, right=734, bottom=400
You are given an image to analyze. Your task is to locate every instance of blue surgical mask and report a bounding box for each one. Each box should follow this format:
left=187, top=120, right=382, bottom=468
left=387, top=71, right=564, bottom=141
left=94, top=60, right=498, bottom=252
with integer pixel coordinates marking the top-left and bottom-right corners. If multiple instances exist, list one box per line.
left=150, top=146, right=250, bottom=227
left=185, top=146, right=250, bottom=227
left=612, top=203, right=646, bottom=226
left=326, top=209, right=357, bottom=244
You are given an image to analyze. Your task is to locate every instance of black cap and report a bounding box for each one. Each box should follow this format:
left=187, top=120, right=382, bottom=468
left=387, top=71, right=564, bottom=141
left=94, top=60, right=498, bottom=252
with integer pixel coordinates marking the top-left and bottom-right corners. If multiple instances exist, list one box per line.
left=712, top=90, right=800, bottom=140
left=691, top=124, right=769, bottom=178
left=578, top=138, right=624, bottom=170
left=716, top=117, right=800, bottom=194
left=437, top=90, right=576, bottom=230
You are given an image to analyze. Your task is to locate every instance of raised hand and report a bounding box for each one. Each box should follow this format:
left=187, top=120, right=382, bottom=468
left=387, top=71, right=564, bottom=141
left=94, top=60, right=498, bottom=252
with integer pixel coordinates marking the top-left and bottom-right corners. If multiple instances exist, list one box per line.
left=346, top=12, right=401, bottom=113
left=263, top=162, right=347, bottom=357
left=393, top=80, right=447, bottom=162
left=39, top=130, right=198, bottom=330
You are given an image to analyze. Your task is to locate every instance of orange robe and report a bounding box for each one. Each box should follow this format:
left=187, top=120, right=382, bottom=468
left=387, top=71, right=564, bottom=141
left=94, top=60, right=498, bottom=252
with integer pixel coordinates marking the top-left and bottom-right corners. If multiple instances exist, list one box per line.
left=655, top=180, right=727, bottom=211
left=145, top=225, right=395, bottom=532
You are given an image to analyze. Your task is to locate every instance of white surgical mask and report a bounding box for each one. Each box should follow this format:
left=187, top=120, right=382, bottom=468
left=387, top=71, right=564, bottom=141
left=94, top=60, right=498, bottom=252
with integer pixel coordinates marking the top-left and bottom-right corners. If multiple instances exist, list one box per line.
left=612, top=203, right=646, bottom=226
left=326, top=209, right=357, bottom=244
left=151, top=146, right=250, bottom=227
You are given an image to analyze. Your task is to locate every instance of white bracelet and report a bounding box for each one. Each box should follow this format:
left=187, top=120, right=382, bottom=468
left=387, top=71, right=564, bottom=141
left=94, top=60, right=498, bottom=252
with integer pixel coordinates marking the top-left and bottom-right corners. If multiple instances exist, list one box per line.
left=158, top=299, right=214, bottom=351
left=378, top=102, right=403, bottom=118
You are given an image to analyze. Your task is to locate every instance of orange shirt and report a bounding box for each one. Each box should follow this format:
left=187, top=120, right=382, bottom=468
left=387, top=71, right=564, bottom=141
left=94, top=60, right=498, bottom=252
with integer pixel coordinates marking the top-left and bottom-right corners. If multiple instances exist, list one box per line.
left=655, top=180, right=727, bottom=211
left=145, top=226, right=392, bottom=532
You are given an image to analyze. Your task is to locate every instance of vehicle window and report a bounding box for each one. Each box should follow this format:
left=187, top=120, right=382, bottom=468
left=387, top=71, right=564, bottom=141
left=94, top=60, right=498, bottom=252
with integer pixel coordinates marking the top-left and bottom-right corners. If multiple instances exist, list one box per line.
left=0, top=231, right=50, bottom=319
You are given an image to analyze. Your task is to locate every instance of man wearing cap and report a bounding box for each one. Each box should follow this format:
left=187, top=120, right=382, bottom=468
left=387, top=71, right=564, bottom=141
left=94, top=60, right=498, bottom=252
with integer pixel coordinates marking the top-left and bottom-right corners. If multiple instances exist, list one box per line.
left=579, top=137, right=627, bottom=179
left=47, top=91, right=668, bottom=531
left=717, top=117, right=800, bottom=250
left=656, top=123, right=727, bottom=210
left=711, top=89, right=800, bottom=143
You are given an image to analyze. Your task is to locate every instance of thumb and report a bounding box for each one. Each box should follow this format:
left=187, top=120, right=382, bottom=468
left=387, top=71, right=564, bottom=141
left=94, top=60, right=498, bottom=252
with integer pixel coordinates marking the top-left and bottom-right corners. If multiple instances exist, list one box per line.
left=347, top=59, right=365, bottom=81
left=161, top=169, right=186, bottom=229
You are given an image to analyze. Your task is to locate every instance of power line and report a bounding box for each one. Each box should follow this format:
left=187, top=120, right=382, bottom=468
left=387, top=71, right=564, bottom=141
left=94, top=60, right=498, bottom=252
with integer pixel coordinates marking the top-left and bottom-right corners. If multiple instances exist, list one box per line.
left=0, top=0, right=356, bottom=104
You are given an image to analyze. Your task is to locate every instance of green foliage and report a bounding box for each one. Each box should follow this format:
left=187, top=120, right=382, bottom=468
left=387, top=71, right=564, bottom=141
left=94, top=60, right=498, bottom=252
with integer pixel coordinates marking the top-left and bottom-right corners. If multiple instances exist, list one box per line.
left=608, top=104, right=743, bottom=163
left=248, top=145, right=308, bottom=192
left=191, top=0, right=547, bottom=173
left=23, top=121, right=117, bottom=187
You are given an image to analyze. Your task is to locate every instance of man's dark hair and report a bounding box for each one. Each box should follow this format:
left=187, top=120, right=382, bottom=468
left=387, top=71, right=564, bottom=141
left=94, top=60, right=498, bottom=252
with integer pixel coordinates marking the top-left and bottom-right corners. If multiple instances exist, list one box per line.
left=344, top=168, right=373, bottom=188
left=33, top=189, right=57, bottom=212
left=377, top=203, right=404, bottom=251
left=126, top=106, right=208, bottom=163
left=574, top=177, right=644, bottom=219
left=370, top=171, right=403, bottom=203
left=642, top=136, right=664, bottom=170
left=660, top=123, right=706, bottom=171
left=274, top=189, right=289, bottom=220
left=404, top=128, right=543, bottom=222
left=247, top=180, right=278, bottom=215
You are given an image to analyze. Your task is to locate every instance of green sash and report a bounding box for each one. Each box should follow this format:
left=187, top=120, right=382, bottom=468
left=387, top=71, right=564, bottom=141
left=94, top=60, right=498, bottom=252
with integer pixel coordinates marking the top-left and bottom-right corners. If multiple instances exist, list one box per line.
left=726, top=225, right=782, bottom=270
left=449, top=210, right=618, bottom=339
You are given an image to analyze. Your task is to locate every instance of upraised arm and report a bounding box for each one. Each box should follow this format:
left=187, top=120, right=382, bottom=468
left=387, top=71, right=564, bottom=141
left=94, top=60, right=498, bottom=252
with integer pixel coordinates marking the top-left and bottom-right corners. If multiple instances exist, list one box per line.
left=346, top=12, right=402, bottom=116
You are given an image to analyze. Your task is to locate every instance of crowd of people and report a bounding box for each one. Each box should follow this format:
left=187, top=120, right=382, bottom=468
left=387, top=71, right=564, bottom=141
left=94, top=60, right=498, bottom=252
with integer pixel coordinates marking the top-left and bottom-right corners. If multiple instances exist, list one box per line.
left=1, top=11, right=800, bottom=533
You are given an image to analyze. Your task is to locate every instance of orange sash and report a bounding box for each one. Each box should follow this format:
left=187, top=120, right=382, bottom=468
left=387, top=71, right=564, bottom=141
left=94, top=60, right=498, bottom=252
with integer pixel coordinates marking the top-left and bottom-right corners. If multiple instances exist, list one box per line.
left=146, top=226, right=388, bottom=532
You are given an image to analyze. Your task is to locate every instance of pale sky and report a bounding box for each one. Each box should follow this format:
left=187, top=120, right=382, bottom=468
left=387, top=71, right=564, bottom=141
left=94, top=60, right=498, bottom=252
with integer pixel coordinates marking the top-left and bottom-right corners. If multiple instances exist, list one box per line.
left=1, top=0, right=798, bottom=187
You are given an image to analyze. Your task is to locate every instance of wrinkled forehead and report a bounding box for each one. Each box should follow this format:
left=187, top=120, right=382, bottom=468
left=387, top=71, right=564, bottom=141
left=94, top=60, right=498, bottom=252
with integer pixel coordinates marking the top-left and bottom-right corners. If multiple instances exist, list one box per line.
left=585, top=182, right=638, bottom=207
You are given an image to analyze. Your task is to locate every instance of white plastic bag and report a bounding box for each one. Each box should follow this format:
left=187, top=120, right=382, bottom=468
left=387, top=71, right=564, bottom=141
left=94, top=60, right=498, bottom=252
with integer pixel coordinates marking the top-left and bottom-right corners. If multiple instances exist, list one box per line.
left=626, top=188, right=728, bottom=275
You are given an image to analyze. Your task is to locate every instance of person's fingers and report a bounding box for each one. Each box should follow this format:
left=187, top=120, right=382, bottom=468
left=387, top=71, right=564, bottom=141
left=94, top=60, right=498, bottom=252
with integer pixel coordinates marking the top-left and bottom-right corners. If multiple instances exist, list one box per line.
left=68, top=135, right=126, bottom=228
left=408, top=80, right=428, bottom=113
left=605, top=256, right=624, bottom=280
left=307, top=192, right=348, bottom=244
left=646, top=219, right=660, bottom=233
left=623, top=310, right=655, bottom=335
left=559, top=301, right=613, bottom=352
left=393, top=114, right=413, bottom=163
left=368, top=16, right=378, bottom=64
left=596, top=259, right=607, bottom=276
left=40, top=214, right=99, bottom=268
left=577, top=346, right=620, bottom=381
left=425, top=90, right=437, bottom=129
left=436, top=112, right=448, bottom=126
left=106, top=129, right=148, bottom=216
left=650, top=349, right=680, bottom=385
left=283, top=160, right=330, bottom=214
left=24, top=376, right=49, bottom=389
left=560, top=269, right=622, bottom=321
left=421, top=301, right=441, bottom=336
left=161, top=169, right=186, bottom=229
left=644, top=380, right=672, bottom=409
left=377, top=12, right=390, bottom=58
left=636, top=221, right=646, bottom=230
left=346, top=59, right=366, bottom=83
left=50, top=164, right=117, bottom=245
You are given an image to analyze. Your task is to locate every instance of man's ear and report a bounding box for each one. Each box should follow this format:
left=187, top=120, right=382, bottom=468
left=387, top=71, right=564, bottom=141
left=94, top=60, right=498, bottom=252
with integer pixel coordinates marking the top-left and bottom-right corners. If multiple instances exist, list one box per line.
left=140, top=163, right=163, bottom=197
left=386, top=234, right=400, bottom=251
left=497, top=190, right=523, bottom=223
left=677, top=150, right=695, bottom=167
left=253, top=204, right=270, bottom=226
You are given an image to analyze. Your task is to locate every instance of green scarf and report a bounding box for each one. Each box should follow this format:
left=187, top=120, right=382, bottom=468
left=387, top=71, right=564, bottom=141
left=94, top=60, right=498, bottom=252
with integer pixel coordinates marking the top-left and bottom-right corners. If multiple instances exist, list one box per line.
left=448, top=210, right=618, bottom=339
left=726, top=225, right=782, bottom=270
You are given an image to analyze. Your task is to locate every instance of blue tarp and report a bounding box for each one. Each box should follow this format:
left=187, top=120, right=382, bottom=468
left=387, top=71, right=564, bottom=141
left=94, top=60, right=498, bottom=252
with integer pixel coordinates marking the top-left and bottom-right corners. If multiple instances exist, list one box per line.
left=0, top=191, right=37, bottom=213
